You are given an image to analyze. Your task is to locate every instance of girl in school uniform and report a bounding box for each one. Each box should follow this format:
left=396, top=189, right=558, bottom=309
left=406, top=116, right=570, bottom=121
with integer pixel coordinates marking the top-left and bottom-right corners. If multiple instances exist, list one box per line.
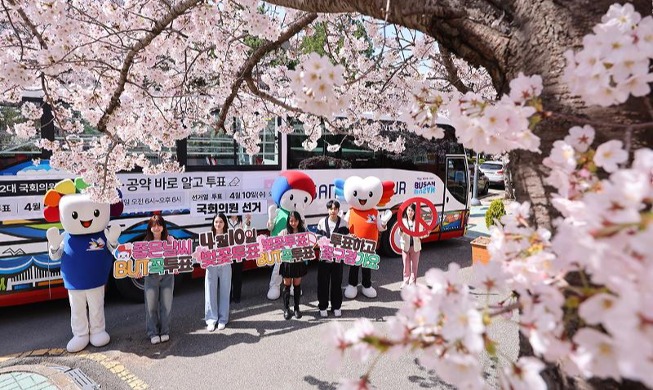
left=279, top=211, right=307, bottom=320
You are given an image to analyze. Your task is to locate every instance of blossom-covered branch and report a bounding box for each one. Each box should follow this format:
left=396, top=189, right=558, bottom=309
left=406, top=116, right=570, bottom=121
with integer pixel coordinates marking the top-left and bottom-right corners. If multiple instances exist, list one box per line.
left=215, top=11, right=317, bottom=132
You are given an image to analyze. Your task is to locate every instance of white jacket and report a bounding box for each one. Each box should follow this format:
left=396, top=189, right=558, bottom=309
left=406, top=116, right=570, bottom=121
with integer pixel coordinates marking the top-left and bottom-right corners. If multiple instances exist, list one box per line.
left=398, top=218, right=428, bottom=252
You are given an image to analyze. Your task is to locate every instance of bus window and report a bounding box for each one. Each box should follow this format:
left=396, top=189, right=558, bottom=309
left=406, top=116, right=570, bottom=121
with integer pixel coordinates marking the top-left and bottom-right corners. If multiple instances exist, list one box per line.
left=132, top=142, right=177, bottom=166
left=52, top=122, right=177, bottom=167
left=187, top=131, right=236, bottom=166
left=0, top=105, right=41, bottom=173
left=338, top=137, right=376, bottom=168
left=287, top=133, right=325, bottom=169
left=237, top=120, right=279, bottom=166
left=446, top=157, right=469, bottom=205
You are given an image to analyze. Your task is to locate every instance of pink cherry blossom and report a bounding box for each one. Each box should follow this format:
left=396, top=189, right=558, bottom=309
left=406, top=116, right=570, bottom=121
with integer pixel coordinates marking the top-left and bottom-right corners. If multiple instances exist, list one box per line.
left=499, top=357, right=547, bottom=390
left=572, top=328, right=622, bottom=380
left=564, top=125, right=595, bottom=152
left=594, top=140, right=628, bottom=172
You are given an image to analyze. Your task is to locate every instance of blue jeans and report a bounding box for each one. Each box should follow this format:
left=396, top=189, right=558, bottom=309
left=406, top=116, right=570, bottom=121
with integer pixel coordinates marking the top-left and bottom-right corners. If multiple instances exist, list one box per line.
left=144, top=274, right=174, bottom=338
left=205, top=265, right=231, bottom=325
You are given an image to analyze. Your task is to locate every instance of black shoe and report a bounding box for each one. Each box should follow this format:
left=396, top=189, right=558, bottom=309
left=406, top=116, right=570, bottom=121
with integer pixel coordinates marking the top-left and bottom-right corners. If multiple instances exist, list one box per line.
left=284, top=308, right=293, bottom=320
left=233, top=297, right=241, bottom=304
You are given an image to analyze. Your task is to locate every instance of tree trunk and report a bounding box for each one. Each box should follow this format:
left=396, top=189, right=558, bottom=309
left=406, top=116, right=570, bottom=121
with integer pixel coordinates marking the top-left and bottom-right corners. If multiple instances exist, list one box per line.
left=483, top=2, right=652, bottom=388
left=499, top=0, right=653, bottom=230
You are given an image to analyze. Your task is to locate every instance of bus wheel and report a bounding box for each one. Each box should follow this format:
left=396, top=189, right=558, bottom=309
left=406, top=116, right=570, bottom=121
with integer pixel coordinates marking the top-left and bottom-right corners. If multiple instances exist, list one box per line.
left=380, top=216, right=401, bottom=257
left=114, top=276, right=145, bottom=303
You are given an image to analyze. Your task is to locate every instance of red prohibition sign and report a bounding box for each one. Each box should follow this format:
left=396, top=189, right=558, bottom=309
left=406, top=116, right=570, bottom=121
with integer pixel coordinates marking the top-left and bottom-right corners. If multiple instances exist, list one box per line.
left=397, top=197, right=438, bottom=238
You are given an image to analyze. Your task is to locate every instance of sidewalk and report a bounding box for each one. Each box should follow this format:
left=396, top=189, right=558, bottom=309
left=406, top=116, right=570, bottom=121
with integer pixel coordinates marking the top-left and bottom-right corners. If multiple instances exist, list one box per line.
left=465, top=190, right=508, bottom=239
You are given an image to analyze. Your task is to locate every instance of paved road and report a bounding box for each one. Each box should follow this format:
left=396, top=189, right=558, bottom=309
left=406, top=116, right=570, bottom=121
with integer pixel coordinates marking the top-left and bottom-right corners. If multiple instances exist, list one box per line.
left=0, top=191, right=517, bottom=389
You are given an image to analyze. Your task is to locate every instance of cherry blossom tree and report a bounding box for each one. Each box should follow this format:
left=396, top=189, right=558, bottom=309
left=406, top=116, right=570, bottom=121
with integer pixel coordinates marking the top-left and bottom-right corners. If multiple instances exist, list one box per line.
left=1, top=1, right=652, bottom=388
left=1, top=0, right=477, bottom=200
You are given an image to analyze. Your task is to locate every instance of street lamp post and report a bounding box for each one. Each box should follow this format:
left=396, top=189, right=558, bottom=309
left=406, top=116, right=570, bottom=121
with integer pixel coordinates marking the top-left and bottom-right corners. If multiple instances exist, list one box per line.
left=470, top=152, right=481, bottom=206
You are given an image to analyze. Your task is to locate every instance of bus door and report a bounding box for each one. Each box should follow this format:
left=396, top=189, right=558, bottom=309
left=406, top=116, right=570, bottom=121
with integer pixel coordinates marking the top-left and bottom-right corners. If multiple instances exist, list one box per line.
left=441, top=155, right=469, bottom=239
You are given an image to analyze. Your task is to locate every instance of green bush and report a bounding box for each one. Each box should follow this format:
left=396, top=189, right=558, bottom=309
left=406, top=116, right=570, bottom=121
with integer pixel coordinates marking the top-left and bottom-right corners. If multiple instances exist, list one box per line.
left=467, top=158, right=486, bottom=167
left=485, top=199, right=506, bottom=228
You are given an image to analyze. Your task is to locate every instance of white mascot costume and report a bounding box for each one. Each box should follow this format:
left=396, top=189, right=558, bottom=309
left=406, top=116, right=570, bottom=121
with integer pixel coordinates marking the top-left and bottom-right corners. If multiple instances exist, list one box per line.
left=335, top=176, right=394, bottom=299
left=266, top=171, right=316, bottom=300
left=44, top=178, right=123, bottom=353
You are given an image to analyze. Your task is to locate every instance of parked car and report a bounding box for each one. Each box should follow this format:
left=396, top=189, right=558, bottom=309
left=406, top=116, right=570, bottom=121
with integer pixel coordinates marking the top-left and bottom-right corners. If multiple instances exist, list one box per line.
left=479, top=161, right=505, bottom=185
left=469, top=167, right=490, bottom=195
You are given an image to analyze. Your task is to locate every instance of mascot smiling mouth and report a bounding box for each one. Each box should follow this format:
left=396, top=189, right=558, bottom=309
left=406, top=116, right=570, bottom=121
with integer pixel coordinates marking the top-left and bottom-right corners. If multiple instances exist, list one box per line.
left=80, top=220, right=93, bottom=228
left=358, top=198, right=367, bottom=206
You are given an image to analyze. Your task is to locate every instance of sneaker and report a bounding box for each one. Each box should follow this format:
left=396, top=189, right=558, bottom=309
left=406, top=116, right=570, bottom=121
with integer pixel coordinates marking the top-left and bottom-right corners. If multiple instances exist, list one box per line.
left=150, top=336, right=161, bottom=345
left=160, top=334, right=170, bottom=343
left=206, top=323, right=216, bottom=332
left=333, top=309, right=342, bottom=317
left=217, top=323, right=226, bottom=331
left=319, top=310, right=328, bottom=318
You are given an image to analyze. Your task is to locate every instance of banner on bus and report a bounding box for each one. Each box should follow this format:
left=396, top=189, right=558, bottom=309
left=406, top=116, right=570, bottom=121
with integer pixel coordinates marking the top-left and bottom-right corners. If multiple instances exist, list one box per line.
left=0, top=171, right=273, bottom=221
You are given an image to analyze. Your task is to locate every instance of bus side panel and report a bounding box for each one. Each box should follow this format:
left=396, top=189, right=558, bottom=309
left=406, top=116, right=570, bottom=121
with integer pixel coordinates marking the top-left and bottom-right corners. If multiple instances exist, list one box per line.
left=0, top=286, right=68, bottom=307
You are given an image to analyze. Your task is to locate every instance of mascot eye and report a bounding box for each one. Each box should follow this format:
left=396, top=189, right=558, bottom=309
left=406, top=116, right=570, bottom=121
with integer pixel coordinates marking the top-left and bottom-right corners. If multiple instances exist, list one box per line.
left=289, top=194, right=294, bottom=201
left=353, top=191, right=357, bottom=197
left=72, top=211, right=78, bottom=219
left=369, top=191, right=373, bottom=197
left=94, top=209, right=100, bottom=217
left=304, top=196, right=308, bottom=203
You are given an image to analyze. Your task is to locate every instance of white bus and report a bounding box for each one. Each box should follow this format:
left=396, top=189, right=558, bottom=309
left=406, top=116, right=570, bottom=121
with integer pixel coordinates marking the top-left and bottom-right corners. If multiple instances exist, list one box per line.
left=0, top=113, right=470, bottom=305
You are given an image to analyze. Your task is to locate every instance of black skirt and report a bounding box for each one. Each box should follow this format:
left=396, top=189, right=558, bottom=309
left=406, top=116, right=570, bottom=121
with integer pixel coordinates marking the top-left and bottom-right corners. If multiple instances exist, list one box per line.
left=280, top=261, right=307, bottom=278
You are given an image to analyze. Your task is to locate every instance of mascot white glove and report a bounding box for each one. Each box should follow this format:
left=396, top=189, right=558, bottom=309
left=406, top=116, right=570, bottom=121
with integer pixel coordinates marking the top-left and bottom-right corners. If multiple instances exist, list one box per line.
left=46, top=227, right=64, bottom=260
left=268, top=205, right=278, bottom=224
left=104, top=224, right=122, bottom=247
left=46, top=227, right=64, bottom=250
left=380, top=210, right=393, bottom=224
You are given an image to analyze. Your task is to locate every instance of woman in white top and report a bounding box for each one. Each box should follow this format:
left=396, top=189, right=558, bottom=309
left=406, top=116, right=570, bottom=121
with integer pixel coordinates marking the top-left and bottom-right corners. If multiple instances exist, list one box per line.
left=227, top=214, right=251, bottom=303
left=205, top=213, right=231, bottom=331
left=399, top=204, right=428, bottom=288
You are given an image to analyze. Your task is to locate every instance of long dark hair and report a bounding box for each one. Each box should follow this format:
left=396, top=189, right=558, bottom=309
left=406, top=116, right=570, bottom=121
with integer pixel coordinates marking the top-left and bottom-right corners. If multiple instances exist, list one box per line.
left=286, top=211, right=305, bottom=233
left=144, top=214, right=169, bottom=241
left=403, top=203, right=417, bottom=221
left=212, top=213, right=229, bottom=235
left=228, top=214, right=243, bottom=228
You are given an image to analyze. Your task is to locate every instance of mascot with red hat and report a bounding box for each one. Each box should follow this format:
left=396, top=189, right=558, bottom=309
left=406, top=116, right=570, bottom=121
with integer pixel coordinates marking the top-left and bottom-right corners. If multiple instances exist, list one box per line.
left=44, top=178, right=123, bottom=353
